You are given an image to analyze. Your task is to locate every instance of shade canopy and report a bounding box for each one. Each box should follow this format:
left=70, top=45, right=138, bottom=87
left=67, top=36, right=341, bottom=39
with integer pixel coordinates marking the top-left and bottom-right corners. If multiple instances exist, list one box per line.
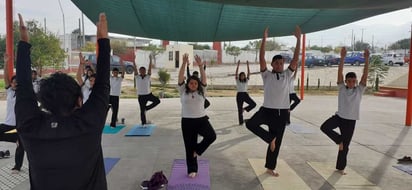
left=71, top=0, right=411, bottom=42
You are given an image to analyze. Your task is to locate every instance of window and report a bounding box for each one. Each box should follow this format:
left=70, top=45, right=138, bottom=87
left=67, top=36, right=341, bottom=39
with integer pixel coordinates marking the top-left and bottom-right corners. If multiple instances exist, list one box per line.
left=169, top=51, right=173, bottom=61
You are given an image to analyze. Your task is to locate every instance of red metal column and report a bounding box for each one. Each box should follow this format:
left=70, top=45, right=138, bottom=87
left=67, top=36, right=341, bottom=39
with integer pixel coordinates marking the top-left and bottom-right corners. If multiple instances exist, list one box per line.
left=405, top=25, right=412, bottom=126
left=6, top=0, right=13, bottom=79
left=300, top=34, right=306, bottom=100
left=162, top=40, right=169, bottom=48
left=213, top=42, right=222, bottom=64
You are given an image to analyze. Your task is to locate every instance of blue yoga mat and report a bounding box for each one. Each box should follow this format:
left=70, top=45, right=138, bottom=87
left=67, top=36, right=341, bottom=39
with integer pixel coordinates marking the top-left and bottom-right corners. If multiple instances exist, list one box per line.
left=168, top=159, right=210, bottom=190
left=125, top=124, right=156, bottom=136
left=104, top=157, right=120, bottom=175
left=287, top=123, right=317, bottom=134
left=103, top=124, right=125, bottom=134
left=393, top=164, right=412, bottom=175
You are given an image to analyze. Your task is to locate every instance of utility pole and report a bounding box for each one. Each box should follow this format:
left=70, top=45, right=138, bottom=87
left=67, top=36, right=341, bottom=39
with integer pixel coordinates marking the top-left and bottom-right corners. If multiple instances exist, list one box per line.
left=58, top=0, right=66, bottom=68
left=361, top=28, right=364, bottom=44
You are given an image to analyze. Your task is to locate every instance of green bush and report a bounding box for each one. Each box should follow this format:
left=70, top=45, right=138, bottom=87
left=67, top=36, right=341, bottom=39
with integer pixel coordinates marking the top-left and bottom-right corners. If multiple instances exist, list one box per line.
left=158, top=68, right=171, bottom=88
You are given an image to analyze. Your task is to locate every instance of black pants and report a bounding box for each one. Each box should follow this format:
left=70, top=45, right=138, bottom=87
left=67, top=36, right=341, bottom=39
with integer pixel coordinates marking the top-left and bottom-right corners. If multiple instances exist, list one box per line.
left=138, top=93, right=160, bottom=125
left=0, top=124, right=25, bottom=170
left=181, top=117, right=216, bottom=174
left=246, top=107, right=288, bottom=170
left=287, top=93, right=301, bottom=123
left=236, top=92, right=256, bottom=125
left=109, top=96, right=119, bottom=127
left=320, top=115, right=356, bottom=170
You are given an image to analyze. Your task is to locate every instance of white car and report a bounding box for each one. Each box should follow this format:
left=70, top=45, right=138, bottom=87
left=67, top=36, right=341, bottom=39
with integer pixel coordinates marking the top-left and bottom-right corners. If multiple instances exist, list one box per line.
left=381, top=53, right=404, bottom=66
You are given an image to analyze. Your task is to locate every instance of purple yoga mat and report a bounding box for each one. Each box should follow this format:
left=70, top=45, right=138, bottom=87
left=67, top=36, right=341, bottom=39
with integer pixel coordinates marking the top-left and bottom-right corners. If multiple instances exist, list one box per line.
left=167, top=159, right=210, bottom=190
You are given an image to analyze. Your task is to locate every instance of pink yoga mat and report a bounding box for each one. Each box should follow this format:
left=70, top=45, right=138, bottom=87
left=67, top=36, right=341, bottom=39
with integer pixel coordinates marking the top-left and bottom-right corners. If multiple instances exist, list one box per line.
left=167, top=159, right=210, bottom=190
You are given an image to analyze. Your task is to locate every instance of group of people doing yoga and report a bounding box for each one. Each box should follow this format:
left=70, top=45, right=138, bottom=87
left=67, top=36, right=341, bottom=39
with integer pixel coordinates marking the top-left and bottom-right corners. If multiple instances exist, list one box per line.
left=0, top=12, right=369, bottom=189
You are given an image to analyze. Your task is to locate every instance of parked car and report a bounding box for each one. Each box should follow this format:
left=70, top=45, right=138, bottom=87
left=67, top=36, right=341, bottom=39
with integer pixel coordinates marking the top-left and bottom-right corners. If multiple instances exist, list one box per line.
left=300, top=56, right=325, bottom=68
left=344, top=52, right=365, bottom=66
left=280, top=53, right=292, bottom=63
left=381, top=53, right=404, bottom=66
left=324, top=54, right=340, bottom=66
left=87, top=54, right=135, bottom=74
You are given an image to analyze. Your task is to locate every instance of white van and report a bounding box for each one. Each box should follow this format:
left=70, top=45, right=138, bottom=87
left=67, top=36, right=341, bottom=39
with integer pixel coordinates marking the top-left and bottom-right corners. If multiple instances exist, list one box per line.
left=382, top=53, right=404, bottom=66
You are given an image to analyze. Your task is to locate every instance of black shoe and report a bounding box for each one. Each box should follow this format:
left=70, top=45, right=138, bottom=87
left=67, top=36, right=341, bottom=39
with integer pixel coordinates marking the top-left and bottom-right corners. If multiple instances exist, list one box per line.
left=0, top=151, right=4, bottom=158
left=4, top=150, right=10, bottom=158
left=140, top=180, right=149, bottom=189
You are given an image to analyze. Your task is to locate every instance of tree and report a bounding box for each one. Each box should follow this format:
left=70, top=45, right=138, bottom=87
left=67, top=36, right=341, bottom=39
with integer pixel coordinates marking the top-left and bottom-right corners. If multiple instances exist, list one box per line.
left=142, top=44, right=165, bottom=68
left=249, top=40, right=261, bottom=63
left=189, top=43, right=210, bottom=50
left=389, top=38, right=410, bottom=50
left=225, top=45, right=241, bottom=63
left=13, top=20, right=65, bottom=73
left=354, top=41, right=370, bottom=51
left=0, top=35, right=5, bottom=69
left=81, top=41, right=96, bottom=52
left=264, top=40, right=281, bottom=51
left=111, top=40, right=128, bottom=55
left=368, top=55, right=389, bottom=91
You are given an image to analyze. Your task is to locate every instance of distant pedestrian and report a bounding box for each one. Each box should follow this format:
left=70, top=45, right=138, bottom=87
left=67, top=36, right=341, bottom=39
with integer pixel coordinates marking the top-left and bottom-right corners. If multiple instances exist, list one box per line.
left=132, top=54, right=160, bottom=126
left=235, top=60, right=256, bottom=125
left=320, top=47, right=370, bottom=175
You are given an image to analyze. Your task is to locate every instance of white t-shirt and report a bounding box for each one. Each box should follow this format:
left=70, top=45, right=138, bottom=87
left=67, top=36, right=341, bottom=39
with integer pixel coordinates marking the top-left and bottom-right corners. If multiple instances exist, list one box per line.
left=261, top=69, right=293, bottom=109
left=110, top=76, right=123, bottom=96
left=32, top=78, right=41, bottom=94
left=135, top=75, right=151, bottom=95
left=82, top=75, right=91, bottom=89
left=336, top=83, right=366, bottom=120
left=179, top=84, right=206, bottom=118
left=3, top=88, right=16, bottom=126
left=82, top=85, right=92, bottom=104
left=236, top=79, right=248, bottom=92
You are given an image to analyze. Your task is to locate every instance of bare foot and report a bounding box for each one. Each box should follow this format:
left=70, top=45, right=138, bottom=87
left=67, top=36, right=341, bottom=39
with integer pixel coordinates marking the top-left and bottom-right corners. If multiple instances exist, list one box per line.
left=11, top=169, right=19, bottom=174
left=270, top=138, right=276, bottom=152
left=193, top=151, right=198, bottom=158
left=188, top=172, right=197, bottom=178
left=266, top=169, right=279, bottom=177
left=339, top=143, right=343, bottom=151
left=336, top=169, right=347, bottom=175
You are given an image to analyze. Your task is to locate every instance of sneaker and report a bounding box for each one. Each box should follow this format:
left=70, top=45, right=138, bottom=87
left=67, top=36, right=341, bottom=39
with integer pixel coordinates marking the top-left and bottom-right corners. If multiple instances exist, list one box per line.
left=11, top=167, right=20, bottom=174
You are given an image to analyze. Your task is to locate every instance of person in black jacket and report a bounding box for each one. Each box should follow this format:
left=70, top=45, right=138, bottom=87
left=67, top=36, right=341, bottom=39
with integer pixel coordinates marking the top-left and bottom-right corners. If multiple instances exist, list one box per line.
left=15, top=13, right=110, bottom=190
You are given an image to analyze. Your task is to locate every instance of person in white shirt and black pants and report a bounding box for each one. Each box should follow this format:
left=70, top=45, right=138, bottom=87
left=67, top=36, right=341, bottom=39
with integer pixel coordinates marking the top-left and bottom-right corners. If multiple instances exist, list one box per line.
left=178, top=54, right=216, bottom=178
left=235, top=60, right=256, bottom=125
left=133, top=55, right=160, bottom=125
left=246, top=26, right=301, bottom=177
left=109, top=62, right=125, bottom=128
left=320, top=47, right=369, bottom=175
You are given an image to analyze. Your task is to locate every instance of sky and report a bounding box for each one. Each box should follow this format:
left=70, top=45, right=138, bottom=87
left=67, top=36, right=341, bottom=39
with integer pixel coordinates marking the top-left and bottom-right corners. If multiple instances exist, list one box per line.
left=1, top=0, right=412, bottom=48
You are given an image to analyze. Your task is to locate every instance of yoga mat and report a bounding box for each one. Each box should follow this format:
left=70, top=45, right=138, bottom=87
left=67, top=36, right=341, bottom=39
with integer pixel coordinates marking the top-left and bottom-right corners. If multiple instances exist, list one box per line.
left=168, top=159, right=210, bottom=190
left=307, top=161, right=381, bottom=190
left=248, top=159, right=311, bottom=190
left=104, top=157, right=120, bottom=175
left=125, top=124, right=156, bottom=136
left=287, top=124, right=317, bottom=134
left=393, top=164, right=412, bottom=175
left=103, top=124, right=125, bottom=134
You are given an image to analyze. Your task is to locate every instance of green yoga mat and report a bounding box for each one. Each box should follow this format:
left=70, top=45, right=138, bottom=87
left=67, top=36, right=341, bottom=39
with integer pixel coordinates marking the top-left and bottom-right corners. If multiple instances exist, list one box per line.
left=103, top=124, right=125, bottom=134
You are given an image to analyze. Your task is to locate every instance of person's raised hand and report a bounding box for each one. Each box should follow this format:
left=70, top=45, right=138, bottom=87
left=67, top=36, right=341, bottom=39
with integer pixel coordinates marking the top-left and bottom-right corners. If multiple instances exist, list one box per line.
left=96, top=13, right=108, bottom=39
left=79, top=52, right=86, bottom=65
left=183, top=53, right=189, bottom=64
left=18, top=14, right=29, bottom=42
left=340, top=47, right=347, bottom=58
left=263, top=27, right=269, bottom=39
left=364, top=49, right=370, bottom=59
left=195, top=55, right=203, bottom=66
left=294, top=25, right=301, bottom=39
